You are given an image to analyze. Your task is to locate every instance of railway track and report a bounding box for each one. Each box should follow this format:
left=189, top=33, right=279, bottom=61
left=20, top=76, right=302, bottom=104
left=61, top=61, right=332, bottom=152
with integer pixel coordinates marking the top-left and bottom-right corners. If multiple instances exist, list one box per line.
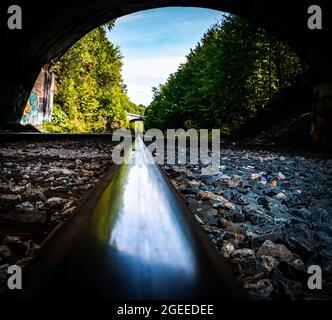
left=1, top=134, right=244, bottom=299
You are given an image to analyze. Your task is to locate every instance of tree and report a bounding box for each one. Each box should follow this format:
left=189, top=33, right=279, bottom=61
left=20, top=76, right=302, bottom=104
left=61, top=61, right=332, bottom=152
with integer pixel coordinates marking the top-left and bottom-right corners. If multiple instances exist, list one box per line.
left=44, top=22, right=141, bottom=133
left=145, top=14, right=304, bottom=138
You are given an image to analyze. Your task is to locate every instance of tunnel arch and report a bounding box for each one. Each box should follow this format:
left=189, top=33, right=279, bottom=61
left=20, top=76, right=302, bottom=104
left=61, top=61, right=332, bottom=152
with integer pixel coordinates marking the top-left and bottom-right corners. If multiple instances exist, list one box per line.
left=0, top=0, right=331, bottom=128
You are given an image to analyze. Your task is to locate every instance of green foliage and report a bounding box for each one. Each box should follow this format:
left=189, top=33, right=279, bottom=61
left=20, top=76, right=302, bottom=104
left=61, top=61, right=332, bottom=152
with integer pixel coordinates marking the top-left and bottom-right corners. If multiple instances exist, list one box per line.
left=145, top=15, right=304, bottom=138
left=44, top=23, right=144, bottom=133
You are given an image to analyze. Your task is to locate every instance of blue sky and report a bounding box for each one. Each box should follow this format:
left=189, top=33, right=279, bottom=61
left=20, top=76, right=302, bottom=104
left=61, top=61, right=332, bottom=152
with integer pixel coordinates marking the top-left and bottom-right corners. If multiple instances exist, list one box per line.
left=108, top=7, right=223, bottom=106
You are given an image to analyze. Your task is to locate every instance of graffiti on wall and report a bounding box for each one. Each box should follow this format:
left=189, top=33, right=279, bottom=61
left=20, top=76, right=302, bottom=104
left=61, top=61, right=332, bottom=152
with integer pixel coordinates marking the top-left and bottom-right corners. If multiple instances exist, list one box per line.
left=20, top=65, right=54, bottom=125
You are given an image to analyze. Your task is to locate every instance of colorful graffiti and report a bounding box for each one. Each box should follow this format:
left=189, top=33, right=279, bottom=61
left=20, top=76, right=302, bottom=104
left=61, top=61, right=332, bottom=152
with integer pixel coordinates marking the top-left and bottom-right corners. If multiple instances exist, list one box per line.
left=20, top=66, right=54, bottom=126
left=21, top=93, right=38, bottom=125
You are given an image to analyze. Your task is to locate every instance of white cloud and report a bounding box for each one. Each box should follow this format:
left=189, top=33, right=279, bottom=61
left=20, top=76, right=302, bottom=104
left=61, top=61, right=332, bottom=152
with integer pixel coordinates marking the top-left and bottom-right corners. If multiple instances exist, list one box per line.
left=117, top=11, right=161, bottom=24
left=110, top=8, right=223, bottom=106
left=122, top=56, right=186, bottom=105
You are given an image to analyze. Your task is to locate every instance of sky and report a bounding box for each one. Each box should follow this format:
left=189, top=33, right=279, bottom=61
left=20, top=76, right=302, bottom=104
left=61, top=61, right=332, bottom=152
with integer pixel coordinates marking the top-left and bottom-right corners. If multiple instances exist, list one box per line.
left=107, top=7, right=223, bottom=106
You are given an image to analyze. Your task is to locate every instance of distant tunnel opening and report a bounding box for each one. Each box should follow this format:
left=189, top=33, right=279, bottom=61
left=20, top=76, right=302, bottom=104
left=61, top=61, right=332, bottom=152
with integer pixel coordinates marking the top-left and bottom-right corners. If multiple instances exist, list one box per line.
left=1, top=1, right=331, bottom=135
left=17, top=7, right=311, bottom=142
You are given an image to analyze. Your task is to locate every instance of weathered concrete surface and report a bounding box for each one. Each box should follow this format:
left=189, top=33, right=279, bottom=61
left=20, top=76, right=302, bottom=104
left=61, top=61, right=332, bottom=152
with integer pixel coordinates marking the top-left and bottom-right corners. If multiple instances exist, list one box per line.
left=20, top=65, right=54, bottom=126
left=312, top=83, right=332, bottom=147
left=0, top=0, right=331, bottom=140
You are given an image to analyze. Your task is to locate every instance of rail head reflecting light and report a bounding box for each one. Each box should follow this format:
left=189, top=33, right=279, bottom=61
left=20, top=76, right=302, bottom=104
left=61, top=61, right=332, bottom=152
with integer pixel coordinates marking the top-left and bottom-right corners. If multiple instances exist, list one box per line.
left=16, top=135, right=245, bottom=300
left=108, top=136, right=196, bottom=275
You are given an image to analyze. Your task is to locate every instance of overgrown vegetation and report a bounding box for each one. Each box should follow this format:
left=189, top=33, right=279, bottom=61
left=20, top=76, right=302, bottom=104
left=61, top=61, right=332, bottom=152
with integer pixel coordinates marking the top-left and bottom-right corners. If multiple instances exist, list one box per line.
left=145, top=15, right=307, bottom=138
left=44, top=15, right=308, bottom=136
left=43, top=22, right=144, bottom=133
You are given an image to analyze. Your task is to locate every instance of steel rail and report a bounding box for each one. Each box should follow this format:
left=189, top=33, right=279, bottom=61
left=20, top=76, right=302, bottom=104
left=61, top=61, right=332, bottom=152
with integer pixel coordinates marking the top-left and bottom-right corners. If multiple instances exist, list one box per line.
left=8, top=135, right=245, bottom=300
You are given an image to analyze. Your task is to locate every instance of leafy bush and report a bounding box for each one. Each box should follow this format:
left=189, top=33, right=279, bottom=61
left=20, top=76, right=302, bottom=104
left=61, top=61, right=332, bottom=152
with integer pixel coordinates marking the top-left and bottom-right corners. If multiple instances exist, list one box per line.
left=44, top=23, right=144, bottom=133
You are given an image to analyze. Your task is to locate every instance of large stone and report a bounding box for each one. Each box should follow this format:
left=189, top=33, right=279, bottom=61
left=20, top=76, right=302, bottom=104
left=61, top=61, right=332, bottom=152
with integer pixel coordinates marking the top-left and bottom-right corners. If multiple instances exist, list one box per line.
left=277, top=260, right=307, bottom=284
left=0, top=194, right=22, bottom=206
left=187, top=198, right=219, bottom=224
left=227, top=207, right=245, bottom=223
left=231, top=248, right=256, bottom=260
left=243, top=204, right=273, bottom=225
left=197, top=191, right=235, bottom=210
left=16, top=201, right=34, bottom=212
left=310, top=208, right=331, bottom=224
left=3, top=236, right=27, bottom=257
left=245, top=225, right=285, bottom=249
left=24, top=240, right=40, bottom=256
left=285, top=227, right=320, bottom=259
left=46, top=197, right=66, bottom=208
left=0, top=182, right=10, bottom=193
left=228, top=175, right=242, bottom=187
left=75, top=159, right=83, bottom=168
left=257, top=240, right=293, bottom=262
left=0, top=246, right=11, bottom=259
left=270, top=267, right=303, bottom=300
left=49, top=168, right=74, bottom=176
left=283, top=280, right=303, bottom=300
left=219, top=218, right=234, bottom=229
left=231, top=256, right=266, bottom=277
left=10, top=185, right=26, bottom=193
left=223, top=231, right=246, bottom=242
left=245, top=279, right=274, bottom=299
left=32, top=191, right=46, bottom=202
left=259, top=255, right=280, bottom=272
left=220, top=242, right=235, bottom=258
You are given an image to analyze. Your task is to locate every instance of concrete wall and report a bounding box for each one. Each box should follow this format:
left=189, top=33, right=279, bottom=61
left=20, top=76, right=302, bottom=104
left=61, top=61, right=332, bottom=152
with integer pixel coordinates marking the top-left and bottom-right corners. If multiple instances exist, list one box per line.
left=312, top=83, right=332, bottom=147
left=20, top=65, right=54, bottom=126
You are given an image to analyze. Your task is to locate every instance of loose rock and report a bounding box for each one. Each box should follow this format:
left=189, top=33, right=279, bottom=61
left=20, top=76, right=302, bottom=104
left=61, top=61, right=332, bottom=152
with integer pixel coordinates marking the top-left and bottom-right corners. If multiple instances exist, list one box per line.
left=256, top=240, right=293, bottom=262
